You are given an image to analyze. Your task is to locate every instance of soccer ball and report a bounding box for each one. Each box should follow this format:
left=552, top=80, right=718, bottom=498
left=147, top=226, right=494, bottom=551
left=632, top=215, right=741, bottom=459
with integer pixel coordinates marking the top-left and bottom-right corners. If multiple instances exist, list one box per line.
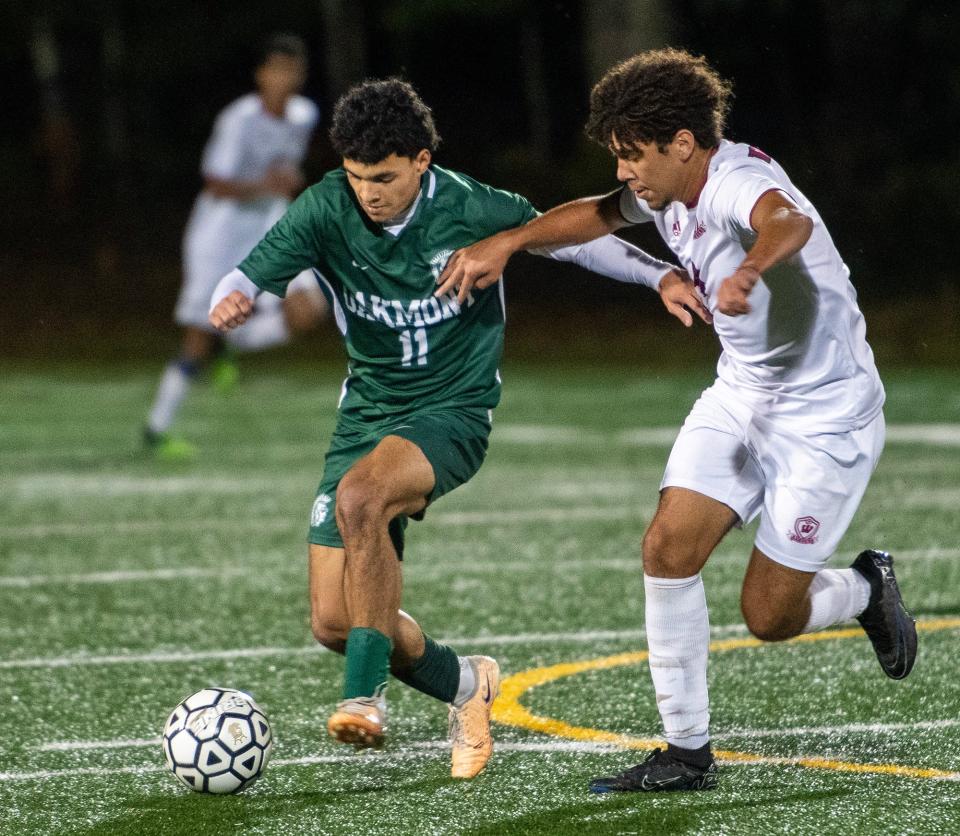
left=162, top=687, right=273, bottom=794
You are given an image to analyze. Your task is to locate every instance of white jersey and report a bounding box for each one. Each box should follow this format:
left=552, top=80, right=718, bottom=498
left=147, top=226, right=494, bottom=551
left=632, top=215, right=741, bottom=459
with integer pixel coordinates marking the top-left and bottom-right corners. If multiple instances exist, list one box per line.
left=176, top=93, right=318, bottom=327
left=619, top=139, right=884, bottom=433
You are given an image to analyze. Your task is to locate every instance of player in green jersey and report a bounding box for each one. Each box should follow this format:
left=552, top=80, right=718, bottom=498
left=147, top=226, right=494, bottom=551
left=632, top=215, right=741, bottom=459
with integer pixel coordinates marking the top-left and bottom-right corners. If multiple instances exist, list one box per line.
left=209, top=78, right=702, bottom=778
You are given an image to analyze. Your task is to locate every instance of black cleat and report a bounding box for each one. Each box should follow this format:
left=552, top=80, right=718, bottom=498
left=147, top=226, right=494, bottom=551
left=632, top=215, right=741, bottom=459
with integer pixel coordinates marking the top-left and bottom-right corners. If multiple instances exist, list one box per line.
left=852, top=549, right=917, bottom=680
left=589, top=746, right=718, bottom=794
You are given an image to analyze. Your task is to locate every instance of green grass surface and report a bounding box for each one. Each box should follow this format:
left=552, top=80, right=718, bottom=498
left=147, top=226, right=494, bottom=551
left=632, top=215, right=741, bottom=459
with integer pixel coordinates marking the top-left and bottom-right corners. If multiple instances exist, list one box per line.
left=2, top=361, right=959, bottom=835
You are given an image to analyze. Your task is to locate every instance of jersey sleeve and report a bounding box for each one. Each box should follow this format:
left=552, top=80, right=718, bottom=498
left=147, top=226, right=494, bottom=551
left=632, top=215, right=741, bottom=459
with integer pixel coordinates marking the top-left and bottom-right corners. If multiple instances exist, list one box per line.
left=483, top=187, right=538, bottom=233
left=705, top=162, right=787, bottom=234
left=618, top=186, right=656, bottom=225
left=237, top=189, right=324, bottom=297
left=201, top=106, right=245, bottom=180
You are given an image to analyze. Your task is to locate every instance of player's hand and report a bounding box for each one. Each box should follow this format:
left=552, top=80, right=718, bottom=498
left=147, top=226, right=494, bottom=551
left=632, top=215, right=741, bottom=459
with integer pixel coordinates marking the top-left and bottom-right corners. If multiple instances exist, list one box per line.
left=435, top=234, right=515, bottom=304
left=209, top=291, right=255, bottom=331
left=716, top=266, right=761, bottom=316
left=658, top=269, right=713, bottom=327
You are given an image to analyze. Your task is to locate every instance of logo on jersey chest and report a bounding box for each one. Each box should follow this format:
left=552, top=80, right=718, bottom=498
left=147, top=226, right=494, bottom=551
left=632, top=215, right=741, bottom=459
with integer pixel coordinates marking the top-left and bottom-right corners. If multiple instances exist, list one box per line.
left=671, top=216, right=707, bottom=241
left=428, top=249, right=454, bottom=281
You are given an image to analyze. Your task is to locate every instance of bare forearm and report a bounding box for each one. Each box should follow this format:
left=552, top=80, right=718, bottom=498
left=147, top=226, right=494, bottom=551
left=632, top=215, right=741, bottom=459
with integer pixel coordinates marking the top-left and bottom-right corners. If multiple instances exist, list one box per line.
left=740, top=206, right=813, bottom=277
left=505, top=192, right=626, bottom=253
left=204, top=177, right=270, bottom=201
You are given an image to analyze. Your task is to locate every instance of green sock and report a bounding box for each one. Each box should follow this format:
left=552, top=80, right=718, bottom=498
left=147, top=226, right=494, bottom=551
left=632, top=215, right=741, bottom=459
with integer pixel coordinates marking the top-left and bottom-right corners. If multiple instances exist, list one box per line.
left=392, top=634, right=461, bottom=703
left=343, top=627, right=393, bottom=699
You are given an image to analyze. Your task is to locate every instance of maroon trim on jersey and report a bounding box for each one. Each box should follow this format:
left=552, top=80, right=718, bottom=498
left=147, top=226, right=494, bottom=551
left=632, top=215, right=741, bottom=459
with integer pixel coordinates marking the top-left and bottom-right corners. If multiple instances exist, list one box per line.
left=748, top=145, right=772, bottom=163
left=684, top=147, right=720, bottom=209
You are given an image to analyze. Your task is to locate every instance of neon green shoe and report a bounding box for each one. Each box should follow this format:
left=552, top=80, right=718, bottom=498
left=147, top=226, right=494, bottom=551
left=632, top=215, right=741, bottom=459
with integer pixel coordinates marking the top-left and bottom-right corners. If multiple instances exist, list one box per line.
left=143, top=429, right=196, bottom=462
left=210, top=355, right=240, bottom=394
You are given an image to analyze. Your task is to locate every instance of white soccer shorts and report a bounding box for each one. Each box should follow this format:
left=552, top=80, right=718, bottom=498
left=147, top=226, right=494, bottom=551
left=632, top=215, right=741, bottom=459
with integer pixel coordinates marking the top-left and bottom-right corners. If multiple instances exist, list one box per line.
left=660, top=380, right=885, bottom=572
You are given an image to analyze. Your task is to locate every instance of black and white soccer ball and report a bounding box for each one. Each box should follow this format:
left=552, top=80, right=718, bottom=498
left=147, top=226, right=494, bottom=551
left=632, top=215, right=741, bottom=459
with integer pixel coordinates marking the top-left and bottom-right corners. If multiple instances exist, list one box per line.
left=162, top=687, right=273, bottom=794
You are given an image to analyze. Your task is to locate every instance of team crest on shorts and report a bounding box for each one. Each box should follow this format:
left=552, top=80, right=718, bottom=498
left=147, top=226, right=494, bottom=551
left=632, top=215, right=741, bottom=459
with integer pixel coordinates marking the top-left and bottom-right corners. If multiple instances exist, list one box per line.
left=311, top=494, right=332, bottom=527
left=789, top=515, right=820, bottom=544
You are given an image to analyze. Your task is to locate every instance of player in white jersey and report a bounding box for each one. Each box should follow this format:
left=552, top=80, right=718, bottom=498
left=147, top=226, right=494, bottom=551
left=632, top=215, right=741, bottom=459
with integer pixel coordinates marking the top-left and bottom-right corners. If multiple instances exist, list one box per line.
left=144, top=34, right=327, bottom=460
left=437, top=48, right=917, bottom=792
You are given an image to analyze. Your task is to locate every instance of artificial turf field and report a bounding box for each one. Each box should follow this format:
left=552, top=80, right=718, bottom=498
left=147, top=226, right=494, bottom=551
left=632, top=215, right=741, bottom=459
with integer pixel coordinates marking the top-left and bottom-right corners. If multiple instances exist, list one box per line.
left=2, top=360, right=959, bottom=835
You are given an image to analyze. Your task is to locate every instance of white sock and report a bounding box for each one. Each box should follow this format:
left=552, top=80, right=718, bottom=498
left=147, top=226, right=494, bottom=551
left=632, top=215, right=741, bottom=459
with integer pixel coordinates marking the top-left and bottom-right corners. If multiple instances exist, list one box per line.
left=645, top=573, right=711, bottom=750
left=147, top=361, right=195, bottom=434
left=452, top=657, right=476, bottom=708
left=802, top=568, right=871, bottom=633
left=225, top=308, right=290, bottom=352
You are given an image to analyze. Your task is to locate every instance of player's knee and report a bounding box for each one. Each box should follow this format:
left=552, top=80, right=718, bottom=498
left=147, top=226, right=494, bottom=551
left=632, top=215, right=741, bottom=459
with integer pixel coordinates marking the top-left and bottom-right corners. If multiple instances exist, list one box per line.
left=310, top=612, right=347, bottom=652
left=741, top=604, right=797, bottom=643
left=642, top=523, right=697, bottom=577
left=335, top=476, right=388, bottom=536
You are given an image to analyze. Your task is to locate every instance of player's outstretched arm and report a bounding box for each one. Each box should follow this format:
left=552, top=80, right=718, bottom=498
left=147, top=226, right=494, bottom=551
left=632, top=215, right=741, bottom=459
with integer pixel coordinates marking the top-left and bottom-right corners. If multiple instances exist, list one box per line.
left=208, top=269, right=261, bottom=331
left=716, top=190, right=814, bottom=316
left=536, top=236, right=711, bottom=327
left=436, top=191, right=628, bottom=303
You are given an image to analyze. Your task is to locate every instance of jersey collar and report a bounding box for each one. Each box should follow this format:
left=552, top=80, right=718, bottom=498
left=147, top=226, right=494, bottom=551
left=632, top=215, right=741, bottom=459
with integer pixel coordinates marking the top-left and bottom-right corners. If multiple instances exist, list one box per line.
left=381, top=168, right=436, bottom=237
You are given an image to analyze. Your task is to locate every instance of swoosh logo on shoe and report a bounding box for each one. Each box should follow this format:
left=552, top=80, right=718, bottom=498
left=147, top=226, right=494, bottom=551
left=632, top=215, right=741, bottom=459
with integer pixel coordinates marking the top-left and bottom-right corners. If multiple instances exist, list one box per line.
left=640, top=775, right=684, bottom=791
left=481, top=672, right=492, bottom=704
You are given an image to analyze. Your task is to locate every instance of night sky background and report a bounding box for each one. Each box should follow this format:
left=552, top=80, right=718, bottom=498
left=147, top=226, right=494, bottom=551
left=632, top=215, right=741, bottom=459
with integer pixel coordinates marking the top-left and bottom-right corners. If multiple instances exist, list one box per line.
left=1, top=1, right=958, bottom=360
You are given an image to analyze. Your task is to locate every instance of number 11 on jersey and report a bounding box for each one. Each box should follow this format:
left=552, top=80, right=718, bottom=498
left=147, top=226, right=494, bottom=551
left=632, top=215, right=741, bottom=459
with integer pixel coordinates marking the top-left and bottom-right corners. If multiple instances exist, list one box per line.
left=399, top=328, right=428, bottom=367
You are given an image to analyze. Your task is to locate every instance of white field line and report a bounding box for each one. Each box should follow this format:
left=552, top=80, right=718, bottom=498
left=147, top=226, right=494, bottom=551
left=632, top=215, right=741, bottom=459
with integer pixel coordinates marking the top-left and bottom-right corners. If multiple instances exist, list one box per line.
left=9, top=474, right=287, bottom=499
left=0, top=506, right=642, bottom=539
left=12, top=736, right=960, bottom=784
left=1, top=546, right=956, bottom=590
left=3, top=422, right=958, bottom=467
left=0, top=566, right=251, bottom=588
left=713, top=718, right=960, bottom=740
left=3, top=741, right=622, bottom=782
left=37, top=738, right=618, bottom=754
left=38, top=718, right=960, bottom=756
left=0, top=557, right=649, bottom=589
left=0, top=623, right=752, bottom=671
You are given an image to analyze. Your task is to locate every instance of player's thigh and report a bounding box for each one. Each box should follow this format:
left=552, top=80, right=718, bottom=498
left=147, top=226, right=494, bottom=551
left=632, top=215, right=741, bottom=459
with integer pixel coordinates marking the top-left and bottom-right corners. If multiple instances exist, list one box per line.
left=650, top=404, right=764, bottom=575
left=308, top=426, right=413, bottom=556
left=337, top=434, right=436, bottom=521
left=660, top=397, right=765, bottom=529
left=741, top=546, right=815, bottom=639
left=753, top=414, right=885, bottom=573
left=644, top=486, right=741, bottom=577
left=389, top=409, right=491, bottom=507
left=308, top=544, right=349, bottom=646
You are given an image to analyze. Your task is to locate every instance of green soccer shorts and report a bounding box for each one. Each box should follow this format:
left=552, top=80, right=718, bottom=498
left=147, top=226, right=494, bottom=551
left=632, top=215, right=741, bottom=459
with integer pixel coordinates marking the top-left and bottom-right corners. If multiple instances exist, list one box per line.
left=307, top=408, right=491, bottom=558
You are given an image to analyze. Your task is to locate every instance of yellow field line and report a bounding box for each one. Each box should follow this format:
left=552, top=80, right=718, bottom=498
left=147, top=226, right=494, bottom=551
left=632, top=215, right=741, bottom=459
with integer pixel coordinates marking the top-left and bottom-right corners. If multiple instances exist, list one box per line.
left=492, top=617, right=960, bottom=781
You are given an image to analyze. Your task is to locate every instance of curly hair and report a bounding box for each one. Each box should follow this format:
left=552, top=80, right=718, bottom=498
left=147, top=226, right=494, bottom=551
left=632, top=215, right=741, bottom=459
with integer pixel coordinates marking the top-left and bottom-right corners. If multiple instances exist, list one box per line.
left=585, top=48, right=733, bottom=155
left=329, top=78, right=441, bottom=164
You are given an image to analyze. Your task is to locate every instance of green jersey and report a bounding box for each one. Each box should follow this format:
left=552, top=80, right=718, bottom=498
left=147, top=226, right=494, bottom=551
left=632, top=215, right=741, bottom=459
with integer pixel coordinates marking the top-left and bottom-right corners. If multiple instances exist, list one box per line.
left=239, top=165, right=536, bottom=424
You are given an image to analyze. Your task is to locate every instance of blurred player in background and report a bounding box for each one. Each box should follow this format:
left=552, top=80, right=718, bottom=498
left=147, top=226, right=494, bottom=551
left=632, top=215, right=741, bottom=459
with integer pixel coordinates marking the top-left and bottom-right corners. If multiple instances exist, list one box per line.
left=144, top=33, right=327, bottom=460
left=440, top=48, right=917, bottom=793
left=209, top=78, right=700, bottom=778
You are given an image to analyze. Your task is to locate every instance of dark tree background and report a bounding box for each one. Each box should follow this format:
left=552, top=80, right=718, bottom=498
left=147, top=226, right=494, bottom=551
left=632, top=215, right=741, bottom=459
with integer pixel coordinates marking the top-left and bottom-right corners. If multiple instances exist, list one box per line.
left=1, top=0, right=957, bottom=358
